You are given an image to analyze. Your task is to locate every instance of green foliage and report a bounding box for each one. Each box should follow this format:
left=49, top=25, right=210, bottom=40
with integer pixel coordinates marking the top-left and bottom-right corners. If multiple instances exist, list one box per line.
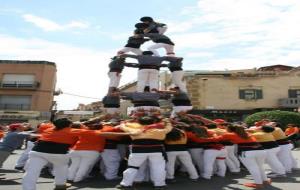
left=244, top=110, right=300, bottom=129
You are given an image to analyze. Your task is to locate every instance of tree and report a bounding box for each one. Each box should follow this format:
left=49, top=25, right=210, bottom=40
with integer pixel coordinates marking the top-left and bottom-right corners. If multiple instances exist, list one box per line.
left=244, top=110, right=300, bottom=129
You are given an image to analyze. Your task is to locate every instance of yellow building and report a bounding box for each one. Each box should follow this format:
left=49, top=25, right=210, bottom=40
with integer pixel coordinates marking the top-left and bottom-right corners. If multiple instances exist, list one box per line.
left=119, top=65, right=300, bottom=119
left=0, top=60, right=57, bottom=124
left=180, top=65, right=300, bottom=119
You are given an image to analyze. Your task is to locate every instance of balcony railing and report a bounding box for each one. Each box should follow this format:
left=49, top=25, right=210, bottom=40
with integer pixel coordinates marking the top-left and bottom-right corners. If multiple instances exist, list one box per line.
left=0, top=81, right=40, bottom=89
left=0, top=104, right=31, bottom=110
left=278, top=98, right=300, bottom=108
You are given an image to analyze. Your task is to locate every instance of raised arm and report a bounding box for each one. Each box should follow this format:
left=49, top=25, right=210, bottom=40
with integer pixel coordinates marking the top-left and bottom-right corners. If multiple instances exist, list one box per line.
left=120, top=54, right=138, bottom=59
left=186, top=114, right=216, bottom=125
left=123, top=63, right=140, bottom=68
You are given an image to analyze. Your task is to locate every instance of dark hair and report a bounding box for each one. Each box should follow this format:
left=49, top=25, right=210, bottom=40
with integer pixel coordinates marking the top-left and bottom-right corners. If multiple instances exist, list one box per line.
left=134, top=29, right=144, bottom=35
left=135, top=22, right=149, bottom=29
left=190, top=126, right=208, bottom=138
left=140, top=16, right=153, bottom=22
left=79, top=118, right=89, bottom=122
left=144, top=86, right=150, bottom=92
left=226, top=124, right=235, bottom=132
left=166, top=128, right=184, bottom=141
left=142, top=51, right=154, bottom=55
left=274, top=122, right=283, bottom=129
left=205, top=123, right=217, bottom=129
left=231, top=125, right=249, bottom=139
left=88, top=124, right=102, bottom=130
left=138, top=116, right=155, bottom=125
left=261, top=126, right=275, bottom=133
left=53, top=118, right=73, bottom=130
left=71, top=122, right=82, bottom=129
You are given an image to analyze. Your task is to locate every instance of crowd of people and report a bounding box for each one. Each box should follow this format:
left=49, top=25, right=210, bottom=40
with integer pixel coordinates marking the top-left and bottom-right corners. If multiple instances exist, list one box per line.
left=0, top=16, right=300, bottom=190
left=0, top=113, right=299, bottom=190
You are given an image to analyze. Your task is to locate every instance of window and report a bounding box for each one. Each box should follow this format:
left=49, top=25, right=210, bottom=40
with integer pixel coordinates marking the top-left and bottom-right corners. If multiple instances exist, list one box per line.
left=0, top=95, right=32, bottom=110
left=288, top=89, right=300, bottom=98
left=1, top=74, right=35, bottom=88
left=239, top=89, right=263, bottom=100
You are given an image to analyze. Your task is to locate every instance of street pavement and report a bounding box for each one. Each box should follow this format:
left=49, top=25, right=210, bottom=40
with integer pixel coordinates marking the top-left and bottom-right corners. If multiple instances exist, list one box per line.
left=1, top=149, right=300, bottom=190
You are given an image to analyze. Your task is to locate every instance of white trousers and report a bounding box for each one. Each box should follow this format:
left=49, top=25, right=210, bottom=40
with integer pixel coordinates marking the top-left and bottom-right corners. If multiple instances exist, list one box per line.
left=157, top=27, right=167, bottom=34
left=147, top=43, right=174, bottom=56
left=188, top=148, right=204, bottom=173
left=67, top=150, right=100, bottom=182
left=15, top=141, right=35, bottom=168
left=277, top=144, right=294, bottom=172
left=202, top=149, right=227, bottom=179
left=166, top=151, right=198, bottom=180
left=265, top=147, right=286, bottom=175
left=137, top=69, right=159, bottom=92
left=171, top=71, right=187, bottom=92
left=117, top=47, right=142, bottom=55
left=171, top=106, right=193, bottom=118
left=134, top=160, right=150, bottom=182
left=120, top=152, right=166, bottom=187
left=22, top=151, right=70, bottom=190
left=106, top=108, right=120, bottom=115
left=101, top=149, right=121, bottom=180
left=239, top=150, right=267, bottom=185
left=108, top=72, right=121, bottom=88
left=225, top=145, right=240, bottom=172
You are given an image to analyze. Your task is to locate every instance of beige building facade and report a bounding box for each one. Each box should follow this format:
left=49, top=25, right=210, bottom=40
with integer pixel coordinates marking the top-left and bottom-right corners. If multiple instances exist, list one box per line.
left=183, top=65, right=300, bottom=111
left=0, top=60, right=57, bottom=124
left=119, top=65, right=300, bottom=119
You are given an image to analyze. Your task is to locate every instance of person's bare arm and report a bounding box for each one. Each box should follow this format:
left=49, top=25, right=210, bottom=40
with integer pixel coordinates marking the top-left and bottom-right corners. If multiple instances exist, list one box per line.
left=186, top=114, right=216, bottom=125
left=120, top=54, right=138, bottom=59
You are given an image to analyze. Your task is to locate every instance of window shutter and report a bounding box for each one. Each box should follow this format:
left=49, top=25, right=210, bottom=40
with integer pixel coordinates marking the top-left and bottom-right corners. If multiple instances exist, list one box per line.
left=239, top=90, right=245, bottom=99
left=289, top=90, right=297, bottom=98
left=256, top=90, right=263, bottom=99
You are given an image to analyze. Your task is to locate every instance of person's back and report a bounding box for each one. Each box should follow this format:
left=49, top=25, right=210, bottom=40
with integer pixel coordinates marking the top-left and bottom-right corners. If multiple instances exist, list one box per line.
left=0, top=131, right=28, bottom=152
left=71, top=129, right=105, bottom=152
left=136, top=54, right=165, bottom=66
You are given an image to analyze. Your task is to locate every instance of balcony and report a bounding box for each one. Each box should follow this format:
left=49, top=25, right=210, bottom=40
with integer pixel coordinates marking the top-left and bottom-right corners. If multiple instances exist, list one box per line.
left=0, top=81, right=40, bottom=89
left=278, top=98, right=300, bottom=108
left=0, top=104, right=31, bottom=110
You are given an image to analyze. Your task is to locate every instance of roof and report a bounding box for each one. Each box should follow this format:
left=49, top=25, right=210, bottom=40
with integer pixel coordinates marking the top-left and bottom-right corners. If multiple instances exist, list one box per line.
left=0, top=60, right=56, bottom=67
left=257, top=65, right=294, bottom=71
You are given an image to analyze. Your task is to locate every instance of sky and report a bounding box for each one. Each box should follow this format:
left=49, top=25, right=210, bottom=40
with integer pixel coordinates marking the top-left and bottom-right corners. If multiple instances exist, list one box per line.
left=1, top=0, right=300, bottom=110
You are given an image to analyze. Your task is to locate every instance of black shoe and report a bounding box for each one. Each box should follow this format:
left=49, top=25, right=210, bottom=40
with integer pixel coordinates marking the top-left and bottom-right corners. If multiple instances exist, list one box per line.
left=166, top=178, right=177, bottom=184
left=190, top=178, right=199, bottom=182
left=154, top=186, right=166, bottom=190
left=115, top=184, right=133, bottom=189
left=14, top=166, right=24, bottom=171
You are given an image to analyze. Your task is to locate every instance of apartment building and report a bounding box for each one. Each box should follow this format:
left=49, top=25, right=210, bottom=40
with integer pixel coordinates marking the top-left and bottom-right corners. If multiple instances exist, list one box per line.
left=0, top=60, right=57, bottom=124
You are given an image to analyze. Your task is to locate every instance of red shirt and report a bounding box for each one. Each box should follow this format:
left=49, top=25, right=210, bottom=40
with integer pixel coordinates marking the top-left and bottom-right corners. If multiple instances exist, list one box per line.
left=186, top=131, right=218, bottom=144
left=285, top=127, right=299, bottom=136
left=220, top=132, right=257, bottom=144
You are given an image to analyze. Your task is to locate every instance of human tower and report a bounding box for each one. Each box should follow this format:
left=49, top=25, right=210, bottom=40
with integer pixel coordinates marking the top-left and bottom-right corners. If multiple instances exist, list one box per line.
left=103, top=16, right=192, bottom=116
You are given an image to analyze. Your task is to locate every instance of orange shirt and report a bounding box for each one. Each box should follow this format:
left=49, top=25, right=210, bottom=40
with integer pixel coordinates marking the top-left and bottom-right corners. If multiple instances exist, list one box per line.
left=220, top=132, right=257, bottom=144
left=101, top=125, right=123, bottom=141
left=38, top=127, right=82, bottom=145
left=0, top=130, right=4, bottom=139
left=285, top=127, right=299, bottom=136
left=71, top=129, right=105, bottom=152
left=37, top=123, right=55, bottom=134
